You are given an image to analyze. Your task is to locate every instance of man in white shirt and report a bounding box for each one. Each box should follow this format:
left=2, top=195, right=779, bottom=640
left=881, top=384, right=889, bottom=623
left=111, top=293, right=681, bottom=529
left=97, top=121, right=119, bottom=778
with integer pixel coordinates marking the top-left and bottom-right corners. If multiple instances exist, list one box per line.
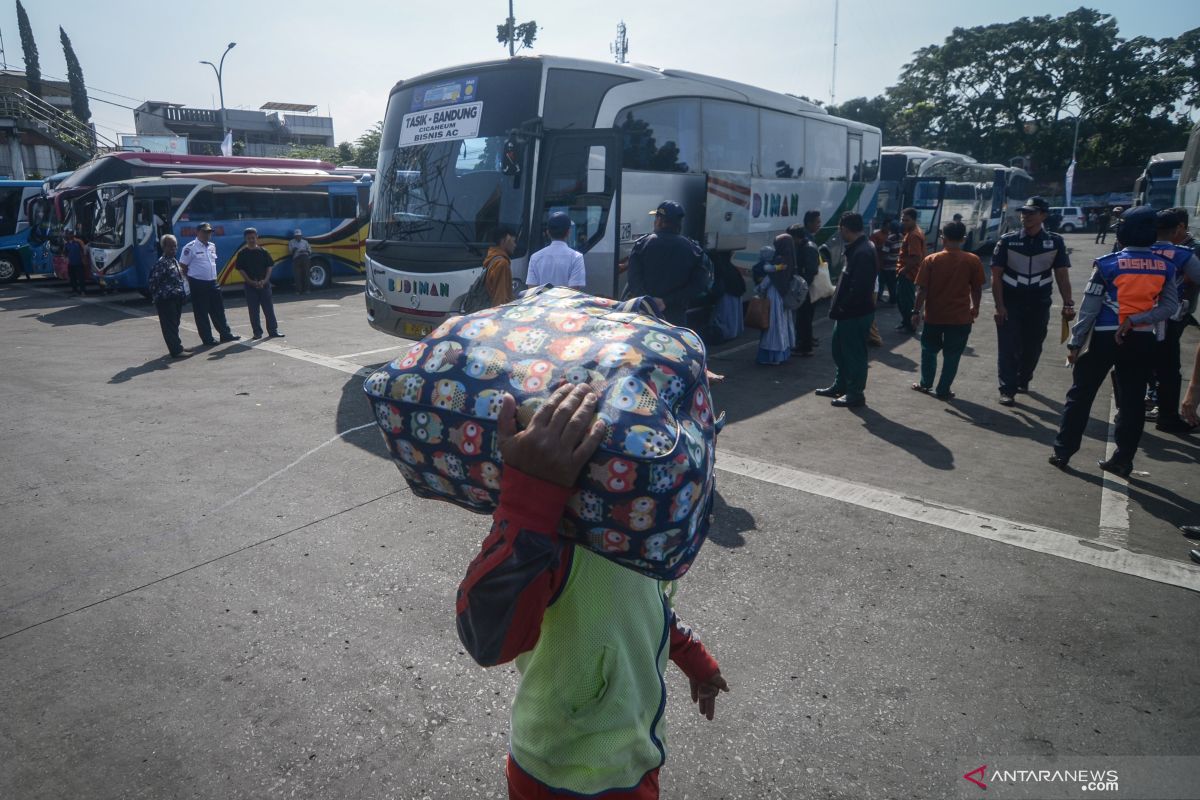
left=288, top=229, right=313, bottom=294
left=526, top=213, right=586, bottom=290
left=179, top=222, right=239, bottom=345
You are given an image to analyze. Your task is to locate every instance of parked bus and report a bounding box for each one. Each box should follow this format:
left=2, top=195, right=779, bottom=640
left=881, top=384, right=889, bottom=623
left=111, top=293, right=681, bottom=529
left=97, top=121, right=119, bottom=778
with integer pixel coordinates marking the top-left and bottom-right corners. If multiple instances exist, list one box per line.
left=33, top=151, right=336, bottom=243
left=0, top=180, right=54, bottom=282
left=1177, top=123, right=1200, bottom=241
left=364, top=55, right=881, bottom=338
left=87, top=171, right=370, bottom=293
left=1133, top=151, right=1185, bottom=210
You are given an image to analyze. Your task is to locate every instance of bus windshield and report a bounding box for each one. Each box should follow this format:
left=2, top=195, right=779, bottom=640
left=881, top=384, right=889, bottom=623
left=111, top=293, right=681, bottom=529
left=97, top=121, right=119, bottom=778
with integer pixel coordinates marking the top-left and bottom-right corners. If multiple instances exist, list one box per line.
left=91, top=187, right=127, bottom=247
left=371, top=65, right=540, bottom=250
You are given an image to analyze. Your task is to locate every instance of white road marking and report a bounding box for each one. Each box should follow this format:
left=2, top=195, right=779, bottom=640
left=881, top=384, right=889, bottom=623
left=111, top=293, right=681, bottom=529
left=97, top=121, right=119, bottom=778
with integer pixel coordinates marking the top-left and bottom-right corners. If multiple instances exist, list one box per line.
left=1098, top=396, right=1131, bottom=548
left=717, top=450, right=1199, bottom=592
left=335, top=344, right=412, bottom=359
left=315, top=303, right=341, bottom=308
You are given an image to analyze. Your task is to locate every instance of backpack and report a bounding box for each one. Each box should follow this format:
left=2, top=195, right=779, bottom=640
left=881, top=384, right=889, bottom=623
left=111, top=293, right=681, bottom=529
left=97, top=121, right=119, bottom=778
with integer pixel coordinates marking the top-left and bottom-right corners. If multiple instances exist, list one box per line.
left=363, top=287, right=719, bottom=580
left=458, top=254, right=506, bottom=314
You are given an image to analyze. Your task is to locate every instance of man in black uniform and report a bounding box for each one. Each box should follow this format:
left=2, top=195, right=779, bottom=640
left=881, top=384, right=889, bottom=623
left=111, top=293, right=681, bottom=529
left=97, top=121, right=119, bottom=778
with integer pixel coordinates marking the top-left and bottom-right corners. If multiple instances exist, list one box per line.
left=815, top=212, right=877, bottom=408
left=626, top=201, right=711, bottom=327
left=991, top=196, right=1075, bottom=406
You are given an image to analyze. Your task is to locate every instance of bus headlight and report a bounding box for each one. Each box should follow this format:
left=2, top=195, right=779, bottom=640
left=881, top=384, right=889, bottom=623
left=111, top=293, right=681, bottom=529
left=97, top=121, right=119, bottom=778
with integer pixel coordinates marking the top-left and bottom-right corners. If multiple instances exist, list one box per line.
left=365, top=274, right=385, bottom=301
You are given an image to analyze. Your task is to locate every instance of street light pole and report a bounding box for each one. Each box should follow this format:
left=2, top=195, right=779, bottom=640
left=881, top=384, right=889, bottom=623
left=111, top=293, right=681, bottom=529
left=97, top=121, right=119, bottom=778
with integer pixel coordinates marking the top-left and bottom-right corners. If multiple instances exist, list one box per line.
left=200, top=42, right=237, bottom=144
left=1066, top=100, right=1114, bottom=206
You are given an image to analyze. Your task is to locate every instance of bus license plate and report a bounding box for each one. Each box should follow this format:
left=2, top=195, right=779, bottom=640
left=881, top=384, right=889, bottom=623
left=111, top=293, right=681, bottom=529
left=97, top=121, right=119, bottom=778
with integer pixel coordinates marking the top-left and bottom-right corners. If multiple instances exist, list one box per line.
left=402, top=322, right=432, bottom=339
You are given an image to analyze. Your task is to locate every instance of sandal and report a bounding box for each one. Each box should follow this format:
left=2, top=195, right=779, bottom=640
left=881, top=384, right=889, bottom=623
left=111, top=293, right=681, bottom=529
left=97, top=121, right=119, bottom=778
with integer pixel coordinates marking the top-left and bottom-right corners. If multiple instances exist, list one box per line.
left=911, top=383, right=931, bottom=393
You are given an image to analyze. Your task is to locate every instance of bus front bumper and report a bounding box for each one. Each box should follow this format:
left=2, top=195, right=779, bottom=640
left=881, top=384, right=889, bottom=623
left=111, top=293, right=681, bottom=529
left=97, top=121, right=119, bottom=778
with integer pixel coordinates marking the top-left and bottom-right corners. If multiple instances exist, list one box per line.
left=364, top=292, right=445, bottom=340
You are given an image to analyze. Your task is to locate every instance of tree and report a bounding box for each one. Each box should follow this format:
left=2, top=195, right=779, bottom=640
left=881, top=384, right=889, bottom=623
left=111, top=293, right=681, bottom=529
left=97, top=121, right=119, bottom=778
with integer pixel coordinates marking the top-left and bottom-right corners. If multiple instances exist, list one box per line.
left=496, top=1, right=537, bottom=56
left=353, top=121, right=383, bottom=168
left=59, top=27, right=90, bottom=121
left=880, top=10, right=1195, bottom=172
left=15, top=0, right=41, bottom=97
left=288, top=144, right=342, bottom=163
left=827, top=96, right=891, bottom=137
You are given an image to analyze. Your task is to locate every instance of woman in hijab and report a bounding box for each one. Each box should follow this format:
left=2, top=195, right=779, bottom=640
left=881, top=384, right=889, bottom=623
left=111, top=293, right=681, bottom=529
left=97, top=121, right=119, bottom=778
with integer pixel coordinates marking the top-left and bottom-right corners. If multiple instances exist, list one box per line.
left=752, top=233, right=797, bottom=365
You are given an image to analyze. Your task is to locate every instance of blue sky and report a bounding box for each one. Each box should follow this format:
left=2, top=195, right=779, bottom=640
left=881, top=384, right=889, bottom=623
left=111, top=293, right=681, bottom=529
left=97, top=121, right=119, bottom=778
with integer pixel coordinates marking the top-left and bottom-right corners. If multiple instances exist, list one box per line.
left=4, top=1, right=1196, bottom=148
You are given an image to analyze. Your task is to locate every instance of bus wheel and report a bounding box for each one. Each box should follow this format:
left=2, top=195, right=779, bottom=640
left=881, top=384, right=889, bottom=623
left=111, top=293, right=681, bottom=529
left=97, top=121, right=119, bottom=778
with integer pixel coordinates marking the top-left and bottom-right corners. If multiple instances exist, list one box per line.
left=0, top=255, right=19, bottom=283
left=308, top=257, right=332, bottom=291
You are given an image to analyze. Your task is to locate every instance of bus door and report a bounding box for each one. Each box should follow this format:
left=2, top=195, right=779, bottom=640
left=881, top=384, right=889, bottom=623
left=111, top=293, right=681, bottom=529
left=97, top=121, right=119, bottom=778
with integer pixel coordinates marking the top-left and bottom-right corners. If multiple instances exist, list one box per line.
left=909, top=177, right=946, bottom=249
left=133, top=196, right=166, bottom=281
left=531, top=129, right=621, bottom=299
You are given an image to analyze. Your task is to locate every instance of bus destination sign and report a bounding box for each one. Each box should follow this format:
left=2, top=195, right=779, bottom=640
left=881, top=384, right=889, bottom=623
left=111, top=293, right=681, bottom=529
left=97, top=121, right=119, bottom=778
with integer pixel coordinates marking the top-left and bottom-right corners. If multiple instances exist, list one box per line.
left=398, top=102, right=484, bottom=146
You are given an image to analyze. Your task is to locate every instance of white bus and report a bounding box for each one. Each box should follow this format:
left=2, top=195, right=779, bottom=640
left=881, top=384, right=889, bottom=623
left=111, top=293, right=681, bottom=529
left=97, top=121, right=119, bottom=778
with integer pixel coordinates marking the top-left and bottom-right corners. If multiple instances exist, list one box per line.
left=1134, top=150, right=1185, bottom=210
left=364, top=55, right=881, bottom=338
left=878, top=146, right=1028, bottom=253
left=1178, top=123, right=1200, bottom=241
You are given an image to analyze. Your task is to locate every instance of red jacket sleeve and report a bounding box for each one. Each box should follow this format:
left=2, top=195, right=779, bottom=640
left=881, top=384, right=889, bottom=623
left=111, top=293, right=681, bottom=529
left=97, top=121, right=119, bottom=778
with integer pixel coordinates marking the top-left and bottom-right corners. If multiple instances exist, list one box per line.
left=455, top=468, right=574, bottom=667
left=668, top=608, right=720, bottom=683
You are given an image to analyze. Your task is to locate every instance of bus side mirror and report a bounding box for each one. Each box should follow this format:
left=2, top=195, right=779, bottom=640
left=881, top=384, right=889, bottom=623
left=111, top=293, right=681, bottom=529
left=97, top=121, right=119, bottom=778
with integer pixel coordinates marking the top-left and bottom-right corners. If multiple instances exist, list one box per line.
left=502, top=136, right=522, bottom=177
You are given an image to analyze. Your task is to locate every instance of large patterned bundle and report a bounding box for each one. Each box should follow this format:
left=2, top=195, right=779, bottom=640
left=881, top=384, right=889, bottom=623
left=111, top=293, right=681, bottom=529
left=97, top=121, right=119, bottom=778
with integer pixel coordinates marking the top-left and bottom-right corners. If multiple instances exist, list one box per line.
left=363, top=287, right=717, bottom=580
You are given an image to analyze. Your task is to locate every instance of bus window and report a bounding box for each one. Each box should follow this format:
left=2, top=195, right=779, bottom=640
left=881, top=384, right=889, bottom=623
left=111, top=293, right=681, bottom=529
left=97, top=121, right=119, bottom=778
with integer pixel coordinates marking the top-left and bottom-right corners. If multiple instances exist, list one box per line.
left=331, top=193, right=357, bottom=220
left=861, top=131, right=880, bottom=182
left=701, top=100, right=758, bottom=173
left=544, top=69, right=632, bottom=129
left=806, top=118, right=847, bottom=181
left=617, top=99, right=699, bottom=173
left=760, top=110, right=804, bottom=179
left=848, top=137, right=863, bottom=182
left=0, top=186, right=24, bottom=237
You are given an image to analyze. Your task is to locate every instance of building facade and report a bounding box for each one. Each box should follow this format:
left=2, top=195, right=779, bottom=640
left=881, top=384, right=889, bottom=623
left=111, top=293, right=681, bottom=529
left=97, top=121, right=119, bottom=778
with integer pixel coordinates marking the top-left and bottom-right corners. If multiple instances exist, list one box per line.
left=0, top=70, right=96, bottom=178
left=133, top=101, right=334, bottom=156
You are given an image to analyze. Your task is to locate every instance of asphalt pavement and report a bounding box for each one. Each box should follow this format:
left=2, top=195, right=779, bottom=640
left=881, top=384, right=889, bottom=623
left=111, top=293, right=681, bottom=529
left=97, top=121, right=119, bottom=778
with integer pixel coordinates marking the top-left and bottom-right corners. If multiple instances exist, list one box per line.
left=1, top=236, right=1197, bottom=800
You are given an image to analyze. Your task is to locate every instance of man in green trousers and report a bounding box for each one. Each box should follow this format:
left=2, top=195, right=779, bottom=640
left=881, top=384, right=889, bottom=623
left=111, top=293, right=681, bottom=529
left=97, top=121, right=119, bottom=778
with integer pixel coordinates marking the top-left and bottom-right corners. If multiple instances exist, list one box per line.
left=816, top=212, right=878, bottom=408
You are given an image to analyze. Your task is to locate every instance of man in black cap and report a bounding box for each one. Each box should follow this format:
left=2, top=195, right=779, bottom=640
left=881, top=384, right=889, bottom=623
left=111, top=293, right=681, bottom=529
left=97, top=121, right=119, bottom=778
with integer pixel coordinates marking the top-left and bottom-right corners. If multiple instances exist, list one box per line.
left=626, top=201, right=712, bottom=327
left=990, top=196, right=1074, bottom=406
left=1048, top=206, right=1178, bottom=476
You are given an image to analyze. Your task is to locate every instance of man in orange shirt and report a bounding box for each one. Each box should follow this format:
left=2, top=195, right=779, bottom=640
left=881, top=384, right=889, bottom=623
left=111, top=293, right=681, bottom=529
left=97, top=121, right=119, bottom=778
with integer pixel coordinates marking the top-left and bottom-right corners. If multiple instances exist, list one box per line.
left=910, top=220, right=986, bottom=400
left=484, top=226, right=517, bottom=306
left=895, top=207, right=926, bottom=333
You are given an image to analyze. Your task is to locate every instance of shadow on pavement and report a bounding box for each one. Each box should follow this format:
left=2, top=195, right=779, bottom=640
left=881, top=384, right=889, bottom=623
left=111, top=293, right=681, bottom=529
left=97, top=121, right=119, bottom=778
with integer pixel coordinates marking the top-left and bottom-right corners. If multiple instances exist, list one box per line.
left=941, top=397, right=1062, bottom=446
left=109, top=356, right=172, bottom=383
left=707, top=489, right=755, bottom=549
left=850, top=405, right=955, bottom=470
left=336, top=370, right=391, bottom=461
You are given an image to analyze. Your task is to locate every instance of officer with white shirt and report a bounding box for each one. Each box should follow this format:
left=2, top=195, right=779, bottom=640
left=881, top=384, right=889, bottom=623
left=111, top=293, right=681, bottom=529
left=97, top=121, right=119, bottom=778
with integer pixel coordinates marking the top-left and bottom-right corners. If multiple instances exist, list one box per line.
left=179, top=222, right=239, bottom=346
left=526, top=212, right=586, bottom=290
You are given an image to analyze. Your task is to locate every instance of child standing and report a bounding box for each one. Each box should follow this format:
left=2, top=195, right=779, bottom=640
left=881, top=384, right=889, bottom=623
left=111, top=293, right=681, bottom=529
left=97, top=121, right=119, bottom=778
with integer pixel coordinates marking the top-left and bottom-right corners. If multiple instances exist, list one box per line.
left=456, top=383, right=728, bottom=799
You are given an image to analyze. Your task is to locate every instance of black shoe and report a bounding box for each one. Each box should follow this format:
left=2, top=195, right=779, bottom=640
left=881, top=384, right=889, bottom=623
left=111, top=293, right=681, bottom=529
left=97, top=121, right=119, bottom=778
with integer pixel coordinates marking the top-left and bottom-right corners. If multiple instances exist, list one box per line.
left=1145, top=406, right=1160, bottom=422
left=999, top=394, right=1016, bottom=406
left=815, top=386, right=844, bottom=398
left=1016, top=384, right=1029, bottom=394
left=251, top=332, right=263, bottom=340
left=268, top=331, right=285, bottom=338
left=1180, top=525, right=1200, bottom=540
left=831, top=395, right=865, bottom=408
left=894, top=323, right=913, bottom=332
left=1156, top=419, right=1197, bottom=434
left=169, top=350, right=190, bottom=359
left=1048, top=454, right=1069, bottom=470
left=219, top=334, right=242, bottom=343
left=934, top=391, right=956, bottom=401
left=1098, top=458, right=1133, bottom=478
left=1190, top=549, right=1200, bottom=565
left=199, top=339, right=218, bottom=347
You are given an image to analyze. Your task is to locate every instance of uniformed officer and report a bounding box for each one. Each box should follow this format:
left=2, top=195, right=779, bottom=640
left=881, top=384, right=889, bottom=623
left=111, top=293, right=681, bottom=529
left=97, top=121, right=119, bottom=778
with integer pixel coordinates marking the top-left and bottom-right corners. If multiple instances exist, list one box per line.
left=990, top=196, right=1074, bottom=405
left=179, top=222, right=239, bottom=346
left=1049, top=207, right=1178, bottom=476
left=626, top=201, right=712, bottom=327
left=1149, top=207, right=1200, bottom=433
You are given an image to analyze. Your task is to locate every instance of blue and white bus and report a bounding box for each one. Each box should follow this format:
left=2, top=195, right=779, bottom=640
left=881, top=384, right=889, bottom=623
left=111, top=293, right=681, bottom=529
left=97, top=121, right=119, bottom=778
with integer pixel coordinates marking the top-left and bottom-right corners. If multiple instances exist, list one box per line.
left=87, top=171, right=371, bottom=292
left=1134, top=151, right=1185, bottom=210
left=364, top=55, right=881, bottom=338
left=0, top=180, right=53, bottom=282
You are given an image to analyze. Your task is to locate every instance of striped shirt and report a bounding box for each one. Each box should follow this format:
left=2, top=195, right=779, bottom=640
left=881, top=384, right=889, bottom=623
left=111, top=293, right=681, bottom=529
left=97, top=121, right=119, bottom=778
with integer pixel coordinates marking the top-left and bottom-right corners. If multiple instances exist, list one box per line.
left=991, top=227, right=1070, bottom=298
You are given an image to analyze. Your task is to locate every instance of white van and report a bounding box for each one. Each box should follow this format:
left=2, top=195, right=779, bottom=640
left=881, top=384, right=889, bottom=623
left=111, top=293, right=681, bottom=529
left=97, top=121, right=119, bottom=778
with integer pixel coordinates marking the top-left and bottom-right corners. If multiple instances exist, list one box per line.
left=1050, top=206, right=1086, bottom=232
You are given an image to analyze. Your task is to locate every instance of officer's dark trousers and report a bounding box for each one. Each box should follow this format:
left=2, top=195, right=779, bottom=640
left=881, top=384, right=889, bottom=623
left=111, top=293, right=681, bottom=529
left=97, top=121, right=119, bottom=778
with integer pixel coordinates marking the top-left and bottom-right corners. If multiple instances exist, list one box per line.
left=996, top=291, right=1051, bottom=395
left=794, top=296, right=814, bottom=352
left=831, top=312, right=874, bottom=402
left=68, top=262, right=87, bottom=294
left=896, top=276, right=916, bottom=327
left=1152, top=318, right=1189, bottom=425
left=188, top=277, right=233, bottom=343
left=155, top=297, right=184, bottom=355
left=1054, top=331, right=1156, bottom=465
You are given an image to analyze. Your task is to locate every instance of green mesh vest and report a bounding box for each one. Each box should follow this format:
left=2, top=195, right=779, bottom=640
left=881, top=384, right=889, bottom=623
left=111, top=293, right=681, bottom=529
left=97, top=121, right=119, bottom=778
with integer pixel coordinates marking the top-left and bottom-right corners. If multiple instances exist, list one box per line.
left=510, top=546, right=670, bottom=794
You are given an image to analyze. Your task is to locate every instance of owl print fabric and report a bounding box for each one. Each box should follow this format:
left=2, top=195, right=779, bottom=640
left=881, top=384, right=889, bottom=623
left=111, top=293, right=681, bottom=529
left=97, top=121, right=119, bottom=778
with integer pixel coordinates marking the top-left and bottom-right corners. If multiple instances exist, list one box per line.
left=363, top=287, right=718, bottom=580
